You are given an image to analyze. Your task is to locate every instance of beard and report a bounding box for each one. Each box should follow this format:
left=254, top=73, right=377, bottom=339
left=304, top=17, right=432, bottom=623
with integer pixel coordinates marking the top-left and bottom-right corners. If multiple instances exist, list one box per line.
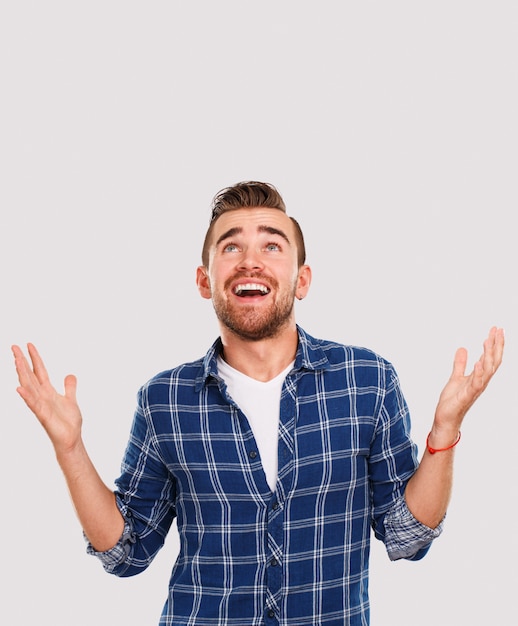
left=211, top=273, right=297, bottom=341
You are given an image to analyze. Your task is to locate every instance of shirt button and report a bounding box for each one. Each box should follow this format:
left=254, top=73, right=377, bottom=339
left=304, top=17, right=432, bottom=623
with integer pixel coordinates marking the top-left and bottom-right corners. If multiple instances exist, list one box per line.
left=249, top=450, right=257, bottom=459
left=267, top=609, right=275, bottom=618
left=271, top=557, right=278, bottom=567
left=272, top=501, right=279, bottom=510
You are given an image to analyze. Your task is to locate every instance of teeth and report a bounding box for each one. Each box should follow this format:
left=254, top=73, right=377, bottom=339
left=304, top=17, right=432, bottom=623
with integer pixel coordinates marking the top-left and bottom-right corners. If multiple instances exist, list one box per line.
left=234, top=283, right=270, bottom=295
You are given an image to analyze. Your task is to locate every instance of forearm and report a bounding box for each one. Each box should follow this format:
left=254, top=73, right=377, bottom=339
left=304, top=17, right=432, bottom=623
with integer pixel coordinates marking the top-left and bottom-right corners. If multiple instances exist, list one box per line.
left=56, top=440, right=125, bottom=552
left=406, top=327, right=505, bottom=528
left=404, top=427, right=459, bottom=528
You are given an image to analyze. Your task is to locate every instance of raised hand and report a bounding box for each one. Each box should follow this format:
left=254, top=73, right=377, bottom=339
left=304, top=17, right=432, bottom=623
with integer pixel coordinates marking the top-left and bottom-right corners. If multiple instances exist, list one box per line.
left=433, top=327, right=505, bottom=435
left=12, top=343, right=83, bottom=455
left=13, top=342, right=125, bottom=550
left=405, top=327, right=505, bottom=528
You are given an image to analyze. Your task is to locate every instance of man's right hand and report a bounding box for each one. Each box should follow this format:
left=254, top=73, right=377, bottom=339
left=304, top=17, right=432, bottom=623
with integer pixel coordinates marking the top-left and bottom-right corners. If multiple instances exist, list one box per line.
left=12, top=342, right=125, bottom=551
left=12, top=343, right=83, bottom=455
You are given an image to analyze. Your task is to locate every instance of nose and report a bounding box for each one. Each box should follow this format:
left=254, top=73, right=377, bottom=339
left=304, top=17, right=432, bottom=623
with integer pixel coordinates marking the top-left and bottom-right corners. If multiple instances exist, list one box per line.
left=237, top=247, right=264, bottom=271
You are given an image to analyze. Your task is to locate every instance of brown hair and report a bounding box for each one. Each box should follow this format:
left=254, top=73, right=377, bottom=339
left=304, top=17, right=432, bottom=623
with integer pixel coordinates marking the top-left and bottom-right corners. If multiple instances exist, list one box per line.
left=201, top=181, right=306, bottom=267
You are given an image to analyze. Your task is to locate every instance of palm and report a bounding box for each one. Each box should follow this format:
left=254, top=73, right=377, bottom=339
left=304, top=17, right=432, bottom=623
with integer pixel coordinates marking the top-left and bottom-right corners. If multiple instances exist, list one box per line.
left=13, top=344, right=82, bottom=452
left=434, top=328, right=504, bottom=430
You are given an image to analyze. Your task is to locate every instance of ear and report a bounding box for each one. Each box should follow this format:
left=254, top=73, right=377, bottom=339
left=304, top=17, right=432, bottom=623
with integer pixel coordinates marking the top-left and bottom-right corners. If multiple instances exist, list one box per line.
left=196, top=266, right=212, bottom=300
left=295, top=264, right=312, bottom=300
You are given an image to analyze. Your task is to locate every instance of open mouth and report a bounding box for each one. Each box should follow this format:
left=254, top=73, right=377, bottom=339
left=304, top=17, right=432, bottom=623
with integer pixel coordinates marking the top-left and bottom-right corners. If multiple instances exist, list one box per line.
left=233, top=282, right=271, bottom=297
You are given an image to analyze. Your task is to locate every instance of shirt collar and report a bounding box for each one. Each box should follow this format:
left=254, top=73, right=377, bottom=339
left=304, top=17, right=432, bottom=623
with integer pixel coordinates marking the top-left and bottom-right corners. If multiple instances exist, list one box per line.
left=194, top=326, right=330, bottom=392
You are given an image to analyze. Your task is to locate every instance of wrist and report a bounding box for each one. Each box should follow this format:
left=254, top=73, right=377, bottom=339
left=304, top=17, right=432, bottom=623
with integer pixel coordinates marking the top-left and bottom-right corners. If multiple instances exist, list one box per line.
left=55, top=438, right=88, bottom=471
left=426, top=430, right=461, bottom=454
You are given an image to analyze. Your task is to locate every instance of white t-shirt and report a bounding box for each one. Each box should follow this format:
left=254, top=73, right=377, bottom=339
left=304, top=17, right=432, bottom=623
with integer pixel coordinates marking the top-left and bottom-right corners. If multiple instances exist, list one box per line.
left=217, top=356, right=294, bottom=492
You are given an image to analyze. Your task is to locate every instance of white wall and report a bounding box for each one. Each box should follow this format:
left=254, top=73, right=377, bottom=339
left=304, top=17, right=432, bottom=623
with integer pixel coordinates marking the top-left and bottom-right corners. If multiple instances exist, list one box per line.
left=1, top=2, right=516, bottom=624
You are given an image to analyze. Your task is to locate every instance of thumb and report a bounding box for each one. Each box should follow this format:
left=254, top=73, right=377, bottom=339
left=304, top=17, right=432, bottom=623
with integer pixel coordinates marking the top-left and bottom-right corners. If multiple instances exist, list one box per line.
left=63, top=374, right=77, bottom=402
left=451, top=347, right=468, bottom=378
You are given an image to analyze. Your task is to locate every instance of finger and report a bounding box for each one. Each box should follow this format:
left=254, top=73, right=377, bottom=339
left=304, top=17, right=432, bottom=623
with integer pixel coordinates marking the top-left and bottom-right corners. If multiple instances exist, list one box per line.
left=479, top=327, right=504, bottom=378
left=12, top=344, right=28, bottom=374
left=492, top=327, right=505, bottom=371
left=12, top=344, right=38, bottom=391
left=451, top=347, right=468, bottom=379
left=481, top=331, right=496, bottom=376
left=27, top=343, right=51, bottom=384
left=470, top=359, right=486, bottom=393
left=471, top=327, right=504, bottom=389
left=64, top=374, right=77, bottom=402
left=12, top=355, right=40, bottom=408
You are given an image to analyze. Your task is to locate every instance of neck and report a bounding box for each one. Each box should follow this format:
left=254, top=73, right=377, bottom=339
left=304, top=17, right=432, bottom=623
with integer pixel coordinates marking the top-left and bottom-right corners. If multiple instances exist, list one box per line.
left=219, top=324, right=298, bottom=382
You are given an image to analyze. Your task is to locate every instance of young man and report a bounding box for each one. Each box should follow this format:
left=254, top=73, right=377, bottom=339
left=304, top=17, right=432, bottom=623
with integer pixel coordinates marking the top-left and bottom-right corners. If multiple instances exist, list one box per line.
left=12, top=181, right=504, bottom=625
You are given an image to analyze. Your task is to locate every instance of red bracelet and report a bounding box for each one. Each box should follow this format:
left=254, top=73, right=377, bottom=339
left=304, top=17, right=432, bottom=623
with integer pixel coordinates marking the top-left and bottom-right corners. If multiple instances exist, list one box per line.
left=426, top=431, right=461, bottom=454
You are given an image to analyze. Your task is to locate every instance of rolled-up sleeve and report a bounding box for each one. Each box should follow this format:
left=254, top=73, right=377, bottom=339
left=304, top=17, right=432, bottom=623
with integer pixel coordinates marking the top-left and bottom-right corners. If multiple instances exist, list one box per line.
left=86, top=383, right=177, bottom=577
left=383, top=497, right=443, bottom=560
left=369, top=364, right=443, bottom=561
left=85, top=505, right=137, bottom=573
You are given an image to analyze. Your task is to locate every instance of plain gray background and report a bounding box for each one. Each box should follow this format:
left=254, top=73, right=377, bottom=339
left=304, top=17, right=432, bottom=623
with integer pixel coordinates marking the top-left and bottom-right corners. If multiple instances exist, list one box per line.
left=1, top=2, right=516, bottom=624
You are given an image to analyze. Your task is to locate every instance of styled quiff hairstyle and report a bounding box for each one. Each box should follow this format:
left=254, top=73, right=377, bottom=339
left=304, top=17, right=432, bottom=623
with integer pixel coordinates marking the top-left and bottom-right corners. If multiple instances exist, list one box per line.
left=201, top=181, right=306, bottom=267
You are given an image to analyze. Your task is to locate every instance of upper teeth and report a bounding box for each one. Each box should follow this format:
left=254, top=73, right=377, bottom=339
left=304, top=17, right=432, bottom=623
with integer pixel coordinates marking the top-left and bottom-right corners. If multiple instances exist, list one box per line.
left=234, top=283, right=269, bottom=294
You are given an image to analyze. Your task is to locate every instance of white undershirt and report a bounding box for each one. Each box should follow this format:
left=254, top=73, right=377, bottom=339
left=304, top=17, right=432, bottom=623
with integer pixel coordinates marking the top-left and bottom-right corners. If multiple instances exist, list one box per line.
left=217, top=356, right=294, bottom=491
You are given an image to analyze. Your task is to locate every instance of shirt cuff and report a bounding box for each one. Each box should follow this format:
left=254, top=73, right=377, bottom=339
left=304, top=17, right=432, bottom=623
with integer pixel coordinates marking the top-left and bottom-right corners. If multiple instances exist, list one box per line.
left=85, top=496, right=136, bottom=573
left=384, top=497, right=444, bottom=561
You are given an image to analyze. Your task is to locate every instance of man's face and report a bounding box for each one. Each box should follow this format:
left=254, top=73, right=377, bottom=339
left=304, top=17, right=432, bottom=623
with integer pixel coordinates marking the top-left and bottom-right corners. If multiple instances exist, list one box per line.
left=197, top=208, right=310, bottom=341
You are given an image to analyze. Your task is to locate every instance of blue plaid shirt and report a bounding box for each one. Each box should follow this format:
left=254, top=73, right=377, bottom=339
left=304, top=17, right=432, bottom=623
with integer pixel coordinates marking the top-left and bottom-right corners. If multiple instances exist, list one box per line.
left=89, top=327, right=441, bottom=625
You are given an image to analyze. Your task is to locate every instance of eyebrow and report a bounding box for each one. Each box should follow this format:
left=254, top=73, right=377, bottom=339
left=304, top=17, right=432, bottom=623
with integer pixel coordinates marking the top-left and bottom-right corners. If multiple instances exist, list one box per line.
left=215, top=225, right=291, bottom=247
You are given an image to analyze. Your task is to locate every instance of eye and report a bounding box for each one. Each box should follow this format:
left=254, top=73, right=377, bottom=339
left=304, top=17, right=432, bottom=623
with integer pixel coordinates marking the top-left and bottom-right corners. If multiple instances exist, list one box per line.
left=223, top=243, right=239, bottom=253
left=265, top=242, right=281, bottom=252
